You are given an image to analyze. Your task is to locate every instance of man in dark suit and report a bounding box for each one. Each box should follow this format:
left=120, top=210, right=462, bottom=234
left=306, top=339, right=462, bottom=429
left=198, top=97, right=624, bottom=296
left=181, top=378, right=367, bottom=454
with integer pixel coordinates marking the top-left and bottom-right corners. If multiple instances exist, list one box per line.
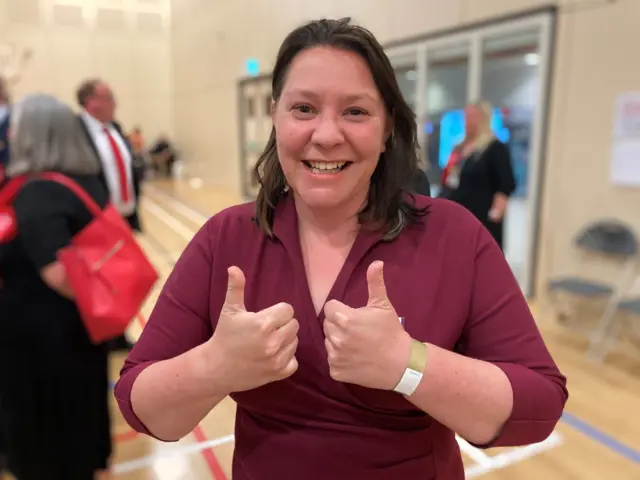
left=76, top=78, right=140, bottom=352
left=76, top=78, right=142, bottom=232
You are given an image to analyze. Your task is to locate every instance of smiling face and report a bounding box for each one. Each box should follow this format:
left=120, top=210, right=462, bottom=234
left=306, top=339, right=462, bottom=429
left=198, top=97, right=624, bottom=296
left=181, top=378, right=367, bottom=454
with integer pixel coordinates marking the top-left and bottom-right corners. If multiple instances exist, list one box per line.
left=272, top=46, right=389, bottom=214
left=85, top=81, right=116, bottom=124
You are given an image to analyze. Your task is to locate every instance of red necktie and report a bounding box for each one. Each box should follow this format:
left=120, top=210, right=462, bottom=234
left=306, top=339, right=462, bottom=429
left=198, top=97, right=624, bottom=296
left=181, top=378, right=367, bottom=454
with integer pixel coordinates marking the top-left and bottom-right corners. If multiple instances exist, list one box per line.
left=103, top=128, right=130, bottom=202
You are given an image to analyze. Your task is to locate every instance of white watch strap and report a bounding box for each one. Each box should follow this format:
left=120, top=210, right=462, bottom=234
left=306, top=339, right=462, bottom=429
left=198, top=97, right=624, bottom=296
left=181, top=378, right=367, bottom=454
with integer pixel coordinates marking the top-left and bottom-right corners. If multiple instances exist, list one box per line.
left=393, top=367, right=423, bottom=396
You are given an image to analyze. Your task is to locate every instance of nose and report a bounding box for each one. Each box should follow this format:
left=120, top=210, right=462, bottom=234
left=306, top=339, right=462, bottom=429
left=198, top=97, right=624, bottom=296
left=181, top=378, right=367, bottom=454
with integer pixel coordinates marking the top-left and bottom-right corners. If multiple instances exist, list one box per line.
left=311, top=113, right=344, bottom=149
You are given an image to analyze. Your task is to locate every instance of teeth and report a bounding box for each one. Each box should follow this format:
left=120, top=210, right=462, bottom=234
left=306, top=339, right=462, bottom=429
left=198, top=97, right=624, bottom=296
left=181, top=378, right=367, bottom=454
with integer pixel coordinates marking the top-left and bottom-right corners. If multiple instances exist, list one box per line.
left=308, top=161, right=347, bottom=170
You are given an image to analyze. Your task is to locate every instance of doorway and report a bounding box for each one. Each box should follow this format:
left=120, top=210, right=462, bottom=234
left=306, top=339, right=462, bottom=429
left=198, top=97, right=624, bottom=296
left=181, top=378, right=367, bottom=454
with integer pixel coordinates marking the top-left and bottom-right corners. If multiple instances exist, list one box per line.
left=387, top=10, right=554, bottom=297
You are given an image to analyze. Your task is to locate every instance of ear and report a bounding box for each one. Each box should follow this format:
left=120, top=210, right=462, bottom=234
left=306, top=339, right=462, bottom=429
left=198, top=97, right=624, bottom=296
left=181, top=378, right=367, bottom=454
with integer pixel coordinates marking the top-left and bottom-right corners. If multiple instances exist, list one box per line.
left=270, top=99, right=276, bottom=123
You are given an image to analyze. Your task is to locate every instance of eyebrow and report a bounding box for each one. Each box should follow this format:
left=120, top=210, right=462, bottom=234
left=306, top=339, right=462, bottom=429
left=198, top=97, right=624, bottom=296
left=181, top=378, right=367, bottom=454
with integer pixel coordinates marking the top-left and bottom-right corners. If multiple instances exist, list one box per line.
left=284, top=88, right=379, bottom=103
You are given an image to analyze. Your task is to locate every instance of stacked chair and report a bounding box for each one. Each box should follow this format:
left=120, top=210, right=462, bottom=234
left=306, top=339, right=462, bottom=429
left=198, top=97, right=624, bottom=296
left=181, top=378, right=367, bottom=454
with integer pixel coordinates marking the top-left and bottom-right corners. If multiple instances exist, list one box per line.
left=547, top=219, right=640, bottom=363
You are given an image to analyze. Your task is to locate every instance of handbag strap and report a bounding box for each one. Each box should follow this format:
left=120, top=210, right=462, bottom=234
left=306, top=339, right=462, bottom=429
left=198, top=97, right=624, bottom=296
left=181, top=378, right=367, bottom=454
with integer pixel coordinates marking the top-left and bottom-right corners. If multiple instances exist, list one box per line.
left=0, top=175, right=28, bottom=205
left=37, top=172, right=104, bottom=217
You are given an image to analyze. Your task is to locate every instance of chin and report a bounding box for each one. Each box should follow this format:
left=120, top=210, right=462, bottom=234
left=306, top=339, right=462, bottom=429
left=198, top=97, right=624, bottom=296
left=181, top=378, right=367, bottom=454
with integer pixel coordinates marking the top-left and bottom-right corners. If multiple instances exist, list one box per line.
left=293, top=184, right=367, bottom=213
left=295, top=189, right=344, bottom=209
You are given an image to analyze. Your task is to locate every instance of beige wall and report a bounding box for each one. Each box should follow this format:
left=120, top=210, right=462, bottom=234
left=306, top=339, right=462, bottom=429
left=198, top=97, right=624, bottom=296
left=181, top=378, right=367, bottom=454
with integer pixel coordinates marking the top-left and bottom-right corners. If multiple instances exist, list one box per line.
left=536, top=0, right=640, bottom=298
left=171, top=0, right=640, bottom=298
left=170, top=0, right=567, bottom=186
left=0, top=0, right=172, bottom=140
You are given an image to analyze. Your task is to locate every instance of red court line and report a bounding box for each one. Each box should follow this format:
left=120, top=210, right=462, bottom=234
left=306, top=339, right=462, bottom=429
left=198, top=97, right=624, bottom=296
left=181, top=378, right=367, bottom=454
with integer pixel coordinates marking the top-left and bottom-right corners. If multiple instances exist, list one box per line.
left=133, top=314, right=228, bottom=480
left=193, top=425, right=230, bottom=480
left=114, top=428, right=139, bottom=443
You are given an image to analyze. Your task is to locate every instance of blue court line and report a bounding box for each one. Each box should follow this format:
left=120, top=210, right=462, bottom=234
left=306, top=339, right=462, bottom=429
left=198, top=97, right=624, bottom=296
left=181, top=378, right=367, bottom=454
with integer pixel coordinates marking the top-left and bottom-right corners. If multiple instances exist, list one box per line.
left=561, top=412, right=640, bottom=464
left=108, top=381, right=639, bottom=464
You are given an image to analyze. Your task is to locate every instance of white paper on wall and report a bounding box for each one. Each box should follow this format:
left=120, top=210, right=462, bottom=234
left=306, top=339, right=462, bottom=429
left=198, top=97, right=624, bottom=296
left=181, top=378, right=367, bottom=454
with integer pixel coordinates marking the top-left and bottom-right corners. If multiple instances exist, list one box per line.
left=610, top=92, right=640, bottom=187
left=610, top=140, right=640, bottom=187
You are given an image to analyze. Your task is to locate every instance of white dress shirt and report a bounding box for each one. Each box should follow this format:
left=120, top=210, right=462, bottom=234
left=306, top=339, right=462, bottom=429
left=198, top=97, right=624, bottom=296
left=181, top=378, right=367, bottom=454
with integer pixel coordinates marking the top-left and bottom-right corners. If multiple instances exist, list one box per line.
left=81, top=111, right=135, bottom=216
left=0, top=105, right=9, bottom=125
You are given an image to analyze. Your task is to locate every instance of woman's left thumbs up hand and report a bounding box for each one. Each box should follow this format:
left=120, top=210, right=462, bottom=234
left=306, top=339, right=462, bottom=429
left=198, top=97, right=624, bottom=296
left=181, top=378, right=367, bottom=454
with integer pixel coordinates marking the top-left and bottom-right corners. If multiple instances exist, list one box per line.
left=323, top=260, right=412, bottom=390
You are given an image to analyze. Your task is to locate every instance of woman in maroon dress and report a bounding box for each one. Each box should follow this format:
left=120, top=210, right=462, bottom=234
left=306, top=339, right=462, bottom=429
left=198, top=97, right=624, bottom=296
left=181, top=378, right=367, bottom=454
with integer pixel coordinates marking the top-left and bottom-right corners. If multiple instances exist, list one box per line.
left=115, top=18, right=567, bottom=479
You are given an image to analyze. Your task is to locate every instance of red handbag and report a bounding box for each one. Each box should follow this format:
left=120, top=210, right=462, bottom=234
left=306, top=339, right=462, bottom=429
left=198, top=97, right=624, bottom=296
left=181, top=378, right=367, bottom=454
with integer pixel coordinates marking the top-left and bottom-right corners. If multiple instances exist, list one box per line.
left=39, top=172, right=159, bottom=344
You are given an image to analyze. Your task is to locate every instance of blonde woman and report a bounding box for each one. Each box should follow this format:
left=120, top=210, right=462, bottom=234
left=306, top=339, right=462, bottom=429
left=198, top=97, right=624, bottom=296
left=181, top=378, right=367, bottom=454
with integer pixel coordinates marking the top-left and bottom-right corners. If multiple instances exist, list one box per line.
left=440, top=101, right=516, bottom=250
left=0, top=94, right=112, bottom=480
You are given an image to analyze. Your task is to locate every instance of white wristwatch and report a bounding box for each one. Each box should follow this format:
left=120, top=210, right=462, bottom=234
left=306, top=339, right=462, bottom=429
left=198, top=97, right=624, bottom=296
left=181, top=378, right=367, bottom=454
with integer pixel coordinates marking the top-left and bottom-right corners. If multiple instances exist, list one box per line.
left=393, top=339, right=428, bottom=396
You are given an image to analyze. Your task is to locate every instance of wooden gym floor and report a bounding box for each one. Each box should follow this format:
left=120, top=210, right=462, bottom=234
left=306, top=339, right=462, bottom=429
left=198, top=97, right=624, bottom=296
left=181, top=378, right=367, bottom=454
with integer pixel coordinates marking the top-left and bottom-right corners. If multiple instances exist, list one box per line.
left=93, top=179, right=639, bottom=478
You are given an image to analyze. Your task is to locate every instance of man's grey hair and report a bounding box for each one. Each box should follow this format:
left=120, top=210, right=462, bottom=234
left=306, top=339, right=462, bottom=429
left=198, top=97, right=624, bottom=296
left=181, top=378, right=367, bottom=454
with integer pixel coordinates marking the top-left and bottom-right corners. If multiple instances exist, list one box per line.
left=7, top=94, right=101, bottom=177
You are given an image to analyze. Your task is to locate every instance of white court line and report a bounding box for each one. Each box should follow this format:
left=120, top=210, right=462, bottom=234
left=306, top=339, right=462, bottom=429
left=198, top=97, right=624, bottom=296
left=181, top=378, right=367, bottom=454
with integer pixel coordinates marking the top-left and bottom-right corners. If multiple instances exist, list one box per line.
left=144, top=184, right=210, bottom=225
left=456, top=436, right=494, bottom=468
left=114, top=431, right=563, bottom=476
left=142, top=198, right=196, bottom=242
left=465, top=431, right=564, bottom=478
left=113, top=434, right=235, bottom=474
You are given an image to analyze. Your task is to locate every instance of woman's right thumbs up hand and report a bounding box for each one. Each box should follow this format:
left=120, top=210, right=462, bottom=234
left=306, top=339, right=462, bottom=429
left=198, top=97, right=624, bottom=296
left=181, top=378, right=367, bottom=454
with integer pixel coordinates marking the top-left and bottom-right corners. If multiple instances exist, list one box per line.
left=205, top=266, right=299, bottom=394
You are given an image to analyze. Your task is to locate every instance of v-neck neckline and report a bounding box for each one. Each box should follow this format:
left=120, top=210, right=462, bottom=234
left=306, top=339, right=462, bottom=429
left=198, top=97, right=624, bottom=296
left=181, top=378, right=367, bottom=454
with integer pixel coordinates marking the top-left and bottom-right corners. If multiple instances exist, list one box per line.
left=273, top=193, right=384, bottom=324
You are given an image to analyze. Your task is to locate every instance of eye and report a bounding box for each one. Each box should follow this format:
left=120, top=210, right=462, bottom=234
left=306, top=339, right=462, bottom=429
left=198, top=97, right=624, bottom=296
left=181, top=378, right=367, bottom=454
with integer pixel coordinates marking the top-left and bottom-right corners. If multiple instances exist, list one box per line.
left=344, top=108, right=367, bottom=117
left=292, top=104, right=315, bottom=115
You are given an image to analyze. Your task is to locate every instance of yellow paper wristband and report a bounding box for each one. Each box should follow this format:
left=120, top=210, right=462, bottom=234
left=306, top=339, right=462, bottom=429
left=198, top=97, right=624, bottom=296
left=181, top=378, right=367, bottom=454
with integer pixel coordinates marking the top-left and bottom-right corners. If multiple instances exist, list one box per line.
left=393, top=340, right=428, bottom=396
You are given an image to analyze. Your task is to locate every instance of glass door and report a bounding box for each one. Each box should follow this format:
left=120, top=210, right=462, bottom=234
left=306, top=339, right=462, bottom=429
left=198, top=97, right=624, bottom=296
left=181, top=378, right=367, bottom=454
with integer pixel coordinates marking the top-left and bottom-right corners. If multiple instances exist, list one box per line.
left=475, top=14, right=553, bottom=296
left=479, top=28, right=542, bottom=286
left=389, top=48, right=419, bottom=111
left=421, top=41, right=471, bottom=197
left=386, top=11, right=554, bottom=297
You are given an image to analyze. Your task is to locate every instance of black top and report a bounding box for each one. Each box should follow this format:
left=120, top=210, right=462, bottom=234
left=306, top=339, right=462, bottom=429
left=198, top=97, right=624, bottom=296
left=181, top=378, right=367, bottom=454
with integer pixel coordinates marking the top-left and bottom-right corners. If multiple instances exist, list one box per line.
left=411, top=169, right=431, bottom=197
left=0, top=112, right=9, bottom=169
left=446, top=139, right=516, bottom=223
left=0, top=175, right=109, bottom=350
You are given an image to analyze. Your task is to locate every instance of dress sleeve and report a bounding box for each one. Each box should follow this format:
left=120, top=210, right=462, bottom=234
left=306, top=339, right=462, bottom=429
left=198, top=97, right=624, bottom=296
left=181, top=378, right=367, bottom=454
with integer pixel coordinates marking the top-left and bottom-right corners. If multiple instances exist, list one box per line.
left=489, top=141, right=516, bottom=196
left=114, top=217, right=217, bottom=435
left=457, top=226, right=568, bottom=448
left=14, top=181, right=75, bottom=270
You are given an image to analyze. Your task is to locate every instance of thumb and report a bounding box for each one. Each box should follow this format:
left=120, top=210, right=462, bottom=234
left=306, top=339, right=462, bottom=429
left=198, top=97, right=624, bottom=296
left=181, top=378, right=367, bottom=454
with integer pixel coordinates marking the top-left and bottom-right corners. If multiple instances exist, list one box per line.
left=366, top=260, right=390, bottom=308
left=223, top=266, right=246, bottom=312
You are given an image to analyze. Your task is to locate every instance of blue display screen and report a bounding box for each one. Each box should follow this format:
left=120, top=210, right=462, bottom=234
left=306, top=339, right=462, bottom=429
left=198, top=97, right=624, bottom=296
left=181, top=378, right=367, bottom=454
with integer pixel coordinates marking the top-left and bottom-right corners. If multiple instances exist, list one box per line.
left=438, top=108, right=510, bottom=168
left=245, top=58, right=260, bottom=76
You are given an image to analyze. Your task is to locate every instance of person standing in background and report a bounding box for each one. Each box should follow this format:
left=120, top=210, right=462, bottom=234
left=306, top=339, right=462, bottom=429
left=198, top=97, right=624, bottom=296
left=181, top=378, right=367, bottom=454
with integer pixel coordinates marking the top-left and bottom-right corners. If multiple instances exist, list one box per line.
left=76, top=78, right=138, bottom=352
left=0, top=75, right=9, bottom=480
left=439, top=101, right=516, bottom=250
left=0, top=94, right=113, bottom=480
left=76, top=79, right=142, bottom=233
left=411, top=154, right=431, bottom=197
left=0, top=77, right=10, bottom=181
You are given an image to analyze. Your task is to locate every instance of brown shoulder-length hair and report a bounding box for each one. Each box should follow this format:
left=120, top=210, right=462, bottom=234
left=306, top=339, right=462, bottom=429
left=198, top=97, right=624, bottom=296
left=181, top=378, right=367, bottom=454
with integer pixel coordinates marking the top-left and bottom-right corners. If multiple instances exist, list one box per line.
left=253, top=17, right=428, bottom=240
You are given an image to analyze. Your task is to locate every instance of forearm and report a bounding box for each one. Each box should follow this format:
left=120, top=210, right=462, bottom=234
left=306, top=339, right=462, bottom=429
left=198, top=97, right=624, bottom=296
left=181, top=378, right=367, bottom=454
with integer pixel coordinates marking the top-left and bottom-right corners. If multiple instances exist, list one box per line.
left=52, top=282, right=74, bottom=300
left=40, top=262, right=74, bottom=299
left=489, top=193, right=509, bottom=219
left=129, top=341, right=228, bottom=441
left=406, top=343, right=513, bottom=446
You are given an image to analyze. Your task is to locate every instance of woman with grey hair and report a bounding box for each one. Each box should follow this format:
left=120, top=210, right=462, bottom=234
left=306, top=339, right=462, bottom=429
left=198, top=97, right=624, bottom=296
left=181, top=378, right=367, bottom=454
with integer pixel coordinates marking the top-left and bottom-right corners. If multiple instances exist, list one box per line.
left=0, top=94, right=113, bottom=480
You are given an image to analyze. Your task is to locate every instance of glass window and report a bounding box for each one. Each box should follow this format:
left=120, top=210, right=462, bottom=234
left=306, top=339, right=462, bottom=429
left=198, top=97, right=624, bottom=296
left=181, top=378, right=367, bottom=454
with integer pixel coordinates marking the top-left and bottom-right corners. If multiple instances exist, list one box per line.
left=480, top=28, right=541, bottom=199
left=422, top=41, right=470, bottom=195
left=389, top=50, right=418, bottom=110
